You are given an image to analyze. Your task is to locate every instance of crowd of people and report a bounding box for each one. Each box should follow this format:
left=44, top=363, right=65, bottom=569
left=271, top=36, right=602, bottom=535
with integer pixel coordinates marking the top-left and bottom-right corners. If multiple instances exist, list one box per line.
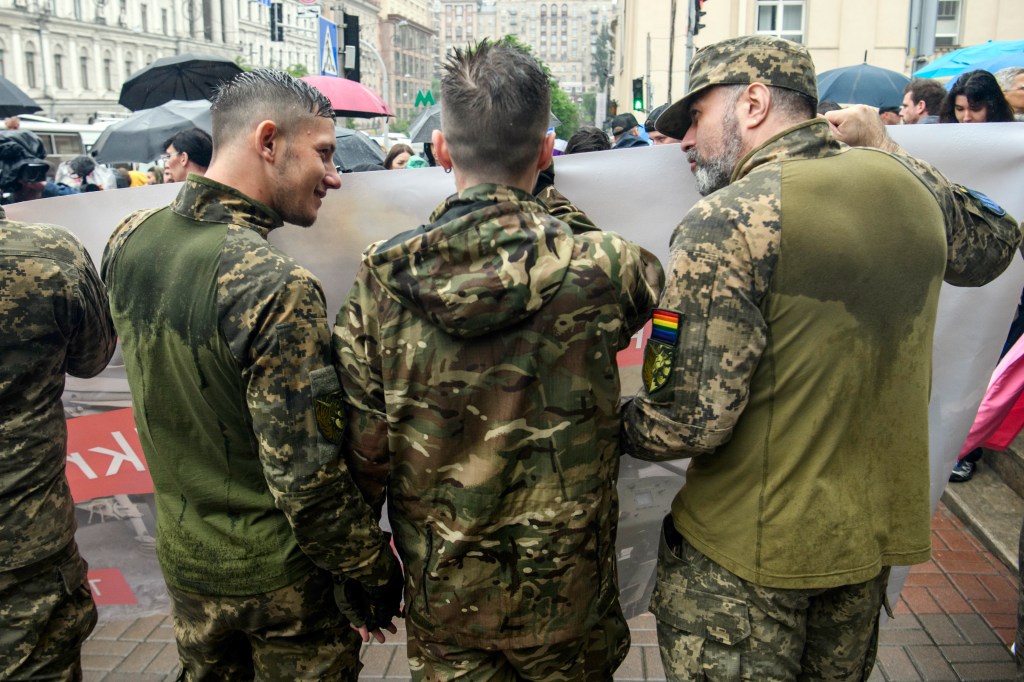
left=1, top=35, right=1023, bottom=682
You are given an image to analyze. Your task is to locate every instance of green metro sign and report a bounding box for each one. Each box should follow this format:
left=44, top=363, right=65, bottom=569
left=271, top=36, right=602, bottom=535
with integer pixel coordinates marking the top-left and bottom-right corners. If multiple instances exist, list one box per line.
left=414, top=90, right=435, bottom=107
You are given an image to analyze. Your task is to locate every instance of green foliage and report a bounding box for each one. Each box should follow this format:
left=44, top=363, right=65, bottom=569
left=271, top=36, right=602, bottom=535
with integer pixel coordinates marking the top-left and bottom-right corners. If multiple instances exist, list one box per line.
left=581, top=92, right=597, bottom=124
left=232, top=56, right=308, bottom=79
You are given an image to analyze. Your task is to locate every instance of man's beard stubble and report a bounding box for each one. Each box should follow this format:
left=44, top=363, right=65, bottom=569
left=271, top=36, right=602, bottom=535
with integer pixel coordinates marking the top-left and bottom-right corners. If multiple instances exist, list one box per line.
left=688, top=109, right=743, bottom=196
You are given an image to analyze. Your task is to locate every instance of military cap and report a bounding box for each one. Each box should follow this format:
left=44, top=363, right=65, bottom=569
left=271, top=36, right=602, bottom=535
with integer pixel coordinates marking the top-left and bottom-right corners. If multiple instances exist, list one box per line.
left=656, top=35, right=818, bottom=139
left=610, top=113, right=640, bottom=136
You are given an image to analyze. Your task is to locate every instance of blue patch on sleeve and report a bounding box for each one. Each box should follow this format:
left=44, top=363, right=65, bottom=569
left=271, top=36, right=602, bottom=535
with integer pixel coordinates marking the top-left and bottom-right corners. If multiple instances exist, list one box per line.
left=959, top=185, right=1006, bottom=217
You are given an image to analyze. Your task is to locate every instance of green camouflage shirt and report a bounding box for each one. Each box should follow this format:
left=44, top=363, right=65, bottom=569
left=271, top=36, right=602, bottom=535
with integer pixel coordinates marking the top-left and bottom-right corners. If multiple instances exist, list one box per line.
left=102, top=175, right=393, bottom=596
left=0, top=206, right=115, bottom=570
left=623, top=119, right=1020, bottom=588
left=334, top=184, right=663, bottom=648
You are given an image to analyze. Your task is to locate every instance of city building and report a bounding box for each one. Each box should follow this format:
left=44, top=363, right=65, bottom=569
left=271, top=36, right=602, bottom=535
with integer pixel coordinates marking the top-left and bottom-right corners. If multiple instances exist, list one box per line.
left=437, top=1, right=617, bottom=110
left=613, top=0, right=1024, bottom=122
left=379, top=0, right=434, bottom=124
left=0, top=0, right=329, bottom=123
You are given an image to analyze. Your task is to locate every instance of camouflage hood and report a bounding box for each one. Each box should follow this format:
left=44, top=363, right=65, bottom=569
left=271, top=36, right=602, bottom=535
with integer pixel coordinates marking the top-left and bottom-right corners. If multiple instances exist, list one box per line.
left=364, top=183, right=574, bottom=338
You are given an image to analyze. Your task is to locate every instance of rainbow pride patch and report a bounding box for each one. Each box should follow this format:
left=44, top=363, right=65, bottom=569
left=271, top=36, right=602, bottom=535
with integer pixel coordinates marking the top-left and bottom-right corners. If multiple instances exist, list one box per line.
left=651, top=310, right=681, bottom=345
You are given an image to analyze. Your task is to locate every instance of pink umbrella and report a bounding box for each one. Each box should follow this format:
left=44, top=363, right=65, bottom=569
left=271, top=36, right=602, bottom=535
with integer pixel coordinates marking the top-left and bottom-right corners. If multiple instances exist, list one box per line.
left=300, top=76, right=394, bottom=118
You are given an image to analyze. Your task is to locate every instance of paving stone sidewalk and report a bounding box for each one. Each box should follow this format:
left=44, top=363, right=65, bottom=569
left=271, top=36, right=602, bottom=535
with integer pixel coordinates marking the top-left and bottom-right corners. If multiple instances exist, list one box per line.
left=82, top=503, right=1018, bottom=681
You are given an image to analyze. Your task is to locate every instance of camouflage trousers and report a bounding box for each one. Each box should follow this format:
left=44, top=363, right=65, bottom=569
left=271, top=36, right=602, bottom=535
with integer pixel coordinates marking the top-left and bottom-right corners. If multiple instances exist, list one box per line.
left=650, top=517, right=889, bottom=681
left=406, top=603, right=630, bottom=682
left=0, top=540, right=98, bottom=681
left=167, top=567, right=362, bottom=681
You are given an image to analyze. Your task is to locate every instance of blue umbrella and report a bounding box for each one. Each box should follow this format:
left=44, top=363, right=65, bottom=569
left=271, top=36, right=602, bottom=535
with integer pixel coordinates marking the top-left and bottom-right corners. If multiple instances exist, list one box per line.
left=817, top=63, right=911, bottom=108
left=943, top=53, right=1024, bottom=90
left=914, top=40, right=1024, bottom=79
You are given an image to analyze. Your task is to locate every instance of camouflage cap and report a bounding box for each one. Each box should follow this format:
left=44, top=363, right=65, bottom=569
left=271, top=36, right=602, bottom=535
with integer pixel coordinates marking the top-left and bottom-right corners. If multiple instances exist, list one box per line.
left=656, top=35, right=818, bottom=139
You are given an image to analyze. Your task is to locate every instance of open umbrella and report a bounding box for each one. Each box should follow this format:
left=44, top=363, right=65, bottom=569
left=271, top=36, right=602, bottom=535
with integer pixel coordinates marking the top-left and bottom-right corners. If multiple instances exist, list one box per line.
left=914, top=40, right=1024, bottom=79
left=91, top=99, right=212, bottom=163
left=407, top=105, right=562, bottom=144
left=119, top=53, right=242, bottom=111
left=300, top=76, right=394, bottom=118
left=334, top=127, right=386, bottom=171
left=0, top=75, right=42, bottom=118
left=943, top=52, right=1024, bottom=90
left=817, top=62, right=911, bottom=108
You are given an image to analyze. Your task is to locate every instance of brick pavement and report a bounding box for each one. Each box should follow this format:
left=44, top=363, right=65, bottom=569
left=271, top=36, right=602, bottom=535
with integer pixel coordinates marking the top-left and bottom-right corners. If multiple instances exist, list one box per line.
left=82, top=503, right=1017, bottom=681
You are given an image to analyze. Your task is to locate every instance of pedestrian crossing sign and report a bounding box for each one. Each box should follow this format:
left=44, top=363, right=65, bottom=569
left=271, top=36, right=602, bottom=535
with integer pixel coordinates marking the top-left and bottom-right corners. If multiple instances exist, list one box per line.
left=319, top=18, right=339, bottom=77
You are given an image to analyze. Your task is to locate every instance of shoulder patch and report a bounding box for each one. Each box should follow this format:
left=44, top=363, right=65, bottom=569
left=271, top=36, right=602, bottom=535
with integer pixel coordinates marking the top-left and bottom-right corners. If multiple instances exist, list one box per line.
left=643, top=310, right=682, bottom=393
left=315, top=394, right=345, bottom=444
left=958, top=185, right=1006, bottom=217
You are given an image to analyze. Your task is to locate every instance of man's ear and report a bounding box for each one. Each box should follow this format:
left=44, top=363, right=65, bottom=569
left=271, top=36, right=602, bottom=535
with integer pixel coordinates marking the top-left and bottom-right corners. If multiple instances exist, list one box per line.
left=432, top=129, right=453, bottom=170
left=255, top=120, right=279, bottom=163
left=537, top=130, right=555, bottom=170
left=178, top=151, right=189, bottom=168
left=740, top=83, right=772, bottom=129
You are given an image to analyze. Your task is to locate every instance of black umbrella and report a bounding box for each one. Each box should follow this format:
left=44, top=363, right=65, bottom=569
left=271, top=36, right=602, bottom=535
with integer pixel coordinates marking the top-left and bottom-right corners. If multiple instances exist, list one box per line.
left=118, top=53, right=242, bottom=112
left=816, top=62, right=911, bottom=108
left=407, top=105, right=561, bottom=144
left=91, top=99, right=212, bottom=163
left=0, top=75, right=42, bottom=118
left=334, top=127, right=385, bottom=172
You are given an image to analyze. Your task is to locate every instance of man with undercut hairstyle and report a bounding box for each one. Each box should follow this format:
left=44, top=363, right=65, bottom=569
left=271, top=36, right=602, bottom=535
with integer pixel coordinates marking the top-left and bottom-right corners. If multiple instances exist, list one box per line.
left=623, top=35, right=1019, bottom=680
left=333, top=39, right=663, bottom=681
left=103, top=69, right=401, bottom=681
left=161, top=127, right=212, bottom=182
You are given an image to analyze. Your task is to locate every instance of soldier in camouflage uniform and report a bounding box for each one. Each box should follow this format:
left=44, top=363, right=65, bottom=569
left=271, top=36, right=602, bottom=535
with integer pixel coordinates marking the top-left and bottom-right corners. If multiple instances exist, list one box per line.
left=332, top=40, right=663, bottom=681
left=101, top=70, right=402, bottom=681
left=622, top=35, right=1021, bottom=680
left=0, top=204, right=116, bottom=680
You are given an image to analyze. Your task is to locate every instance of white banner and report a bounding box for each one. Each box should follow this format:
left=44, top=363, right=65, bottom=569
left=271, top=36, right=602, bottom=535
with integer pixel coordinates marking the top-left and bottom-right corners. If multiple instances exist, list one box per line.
left=8, top=122, right=1024, bottom=620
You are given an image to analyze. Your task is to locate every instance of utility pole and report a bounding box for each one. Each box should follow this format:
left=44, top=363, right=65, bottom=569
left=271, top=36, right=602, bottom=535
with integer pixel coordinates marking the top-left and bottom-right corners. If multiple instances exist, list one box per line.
left=667, top=0, right=676, bottom=102
left=683, top=0, right=695, bottom=94
left=646, top=33, right=652, bottom=112
left=359, top=38, right=390, bottom=149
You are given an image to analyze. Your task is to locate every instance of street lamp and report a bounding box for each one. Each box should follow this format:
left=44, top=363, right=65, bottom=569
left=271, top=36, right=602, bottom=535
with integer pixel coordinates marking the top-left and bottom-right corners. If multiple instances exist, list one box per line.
left=359, top=38, right=390, bottom=150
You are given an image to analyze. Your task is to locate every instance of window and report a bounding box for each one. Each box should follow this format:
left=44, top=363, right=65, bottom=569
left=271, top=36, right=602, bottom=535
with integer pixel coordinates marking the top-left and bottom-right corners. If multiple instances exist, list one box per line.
left=73, top=0, right=82, bottom=20
left=0, top=45, right=5, bottom=78
left=79, top=49, right=89, bottom=89
left=53, top=52, right=64, bottom=89
left=25, top=47, right=37, bottom=88
left=141, top=3, right=148, bottom=32
left=161, top=8, right=169, bottom=34
left=124, top=52, right=134, bottom=78
left=103, top=50, right=113, bottom=90
left=756, top=0, right=804, bottom=44
left=935, top=0, right=961, bottom=48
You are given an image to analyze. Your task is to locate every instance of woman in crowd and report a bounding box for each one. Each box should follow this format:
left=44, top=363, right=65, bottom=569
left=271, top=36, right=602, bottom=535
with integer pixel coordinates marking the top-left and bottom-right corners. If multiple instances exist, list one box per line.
left=941, top=70, right=1016, bottom=123
left=146, top=166, right=164, bottom=185
left=383, top=143, right=414, bottom=170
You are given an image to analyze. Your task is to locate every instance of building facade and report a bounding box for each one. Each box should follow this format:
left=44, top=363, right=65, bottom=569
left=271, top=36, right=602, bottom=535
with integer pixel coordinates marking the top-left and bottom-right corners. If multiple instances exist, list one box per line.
left=437, top=0, right=616, bottom=109
left=0, top=0, right=332, bottom=123
left=613, top=0, right=1024, bottom=122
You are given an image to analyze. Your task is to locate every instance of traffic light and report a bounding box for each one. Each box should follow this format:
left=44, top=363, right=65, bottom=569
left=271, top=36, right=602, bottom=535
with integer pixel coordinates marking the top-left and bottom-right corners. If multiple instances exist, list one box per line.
left=693, top=0, right=707, bottom=36
left=342, top=13, right=361, bottom=82
left=632, top=77, right=644, bottom=111
left=269, top=2, right=283, bottom=42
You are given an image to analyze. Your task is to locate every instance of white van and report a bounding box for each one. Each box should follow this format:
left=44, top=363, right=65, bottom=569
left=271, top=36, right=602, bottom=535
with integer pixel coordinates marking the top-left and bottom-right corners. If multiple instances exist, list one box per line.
left=17, top=115, right=113, bottom=175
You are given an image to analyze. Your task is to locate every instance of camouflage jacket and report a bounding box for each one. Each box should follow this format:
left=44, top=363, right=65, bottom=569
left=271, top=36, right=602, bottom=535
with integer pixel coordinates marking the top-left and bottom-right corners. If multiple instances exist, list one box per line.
left=101, top=175, right=393, bottom=596
left=334, top=183, right=663, bottom=647
left=0, top=206, right=115, bottom=570
left=623, top=120, right=1020, bottom=589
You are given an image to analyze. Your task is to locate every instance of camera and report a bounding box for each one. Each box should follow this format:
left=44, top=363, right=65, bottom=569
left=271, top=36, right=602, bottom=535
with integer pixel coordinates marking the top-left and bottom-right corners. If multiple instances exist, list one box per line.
left=17, top=162, right=48, bottom=184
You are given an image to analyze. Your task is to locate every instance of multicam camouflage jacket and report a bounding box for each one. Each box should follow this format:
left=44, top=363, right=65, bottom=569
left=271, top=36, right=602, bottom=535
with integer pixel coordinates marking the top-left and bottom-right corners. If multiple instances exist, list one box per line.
left=623, top=119, right=1020, bottom=589
left=333, top=183, right=663, bottom=648
left=0, top=206, right=115, bottom=570
left=101, top=175, right=393, bottom=596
